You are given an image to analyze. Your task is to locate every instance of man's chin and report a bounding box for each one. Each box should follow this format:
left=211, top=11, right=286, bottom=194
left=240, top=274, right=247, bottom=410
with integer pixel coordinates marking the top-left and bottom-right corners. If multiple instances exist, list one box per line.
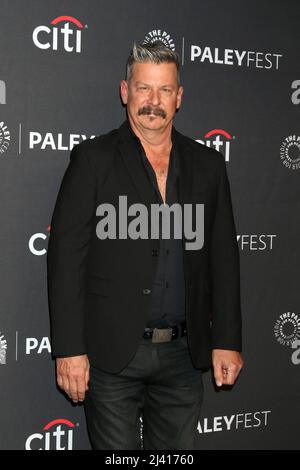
left=139, top=115, right=165, bottom=129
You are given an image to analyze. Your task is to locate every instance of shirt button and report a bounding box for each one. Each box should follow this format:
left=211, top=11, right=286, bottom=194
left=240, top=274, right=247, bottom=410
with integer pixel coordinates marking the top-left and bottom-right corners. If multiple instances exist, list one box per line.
left=152, top=249, right=159, bottom=256
left=166, top=282, right=169, bottom=288
left=142, top=289, right=151, bottom=295
left=166, top=249, right=170, bottom=255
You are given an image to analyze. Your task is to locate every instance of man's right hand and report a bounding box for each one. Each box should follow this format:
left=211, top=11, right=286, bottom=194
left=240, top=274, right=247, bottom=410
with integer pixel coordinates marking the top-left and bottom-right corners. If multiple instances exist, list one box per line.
left=56, top=354, right=90, bottom=403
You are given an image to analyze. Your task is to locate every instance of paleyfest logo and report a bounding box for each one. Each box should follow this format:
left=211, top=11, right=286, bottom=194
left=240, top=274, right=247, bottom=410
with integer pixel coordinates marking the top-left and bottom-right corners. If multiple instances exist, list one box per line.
left=274, top=311, right=300, bottom=365
left=280, top=135, right=300, bottom=170
left=0, top=121, right=10, bottom=155
left=29, top=131, right=95, bottom=151
left=0, top=80, right=6, bottom=104
left=0, top=331, right=7, bottom=365
left=190, top=44, right=282, bottom=70
left=198, top=410, right=271, bottom=434
left=143, top=29, right=175, bottom=51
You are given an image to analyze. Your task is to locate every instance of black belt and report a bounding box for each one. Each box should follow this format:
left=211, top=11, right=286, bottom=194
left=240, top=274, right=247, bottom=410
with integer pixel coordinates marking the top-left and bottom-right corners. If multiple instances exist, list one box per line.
left=143, top=321, right=187, bottom=343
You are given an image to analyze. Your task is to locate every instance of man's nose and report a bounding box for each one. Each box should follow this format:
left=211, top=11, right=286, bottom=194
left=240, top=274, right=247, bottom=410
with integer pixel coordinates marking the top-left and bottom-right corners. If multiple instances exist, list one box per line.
left=148, top=89, right=160, bottom=106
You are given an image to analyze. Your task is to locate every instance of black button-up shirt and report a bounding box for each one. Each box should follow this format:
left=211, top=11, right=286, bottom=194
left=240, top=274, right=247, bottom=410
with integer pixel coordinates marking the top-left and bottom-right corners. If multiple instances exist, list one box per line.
left=128, top=123, right=186, bottom=328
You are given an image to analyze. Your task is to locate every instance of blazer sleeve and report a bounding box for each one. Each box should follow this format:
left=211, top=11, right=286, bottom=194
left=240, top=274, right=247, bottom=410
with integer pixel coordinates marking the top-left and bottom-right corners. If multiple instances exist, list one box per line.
left=47, top=142, right=95, bottom=358
left=210, top=153, right=242, bottom=351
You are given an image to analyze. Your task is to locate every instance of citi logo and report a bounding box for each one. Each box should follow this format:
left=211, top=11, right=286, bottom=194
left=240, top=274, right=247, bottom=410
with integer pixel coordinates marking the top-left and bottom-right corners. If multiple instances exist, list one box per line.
left=196, top=129, right=234, bottom=162
left=32, top=16, right=86, bottom=53
left=28, top=225, right=50, bottom=256
left=25, top=419, right=77, bottom=450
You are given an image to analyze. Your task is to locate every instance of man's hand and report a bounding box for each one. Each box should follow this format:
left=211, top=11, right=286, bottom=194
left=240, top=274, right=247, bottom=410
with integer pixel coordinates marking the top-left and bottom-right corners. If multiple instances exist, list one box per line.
left=56, top=354, right=90, bottom=403
left=212, top=349, right=244, bottom=387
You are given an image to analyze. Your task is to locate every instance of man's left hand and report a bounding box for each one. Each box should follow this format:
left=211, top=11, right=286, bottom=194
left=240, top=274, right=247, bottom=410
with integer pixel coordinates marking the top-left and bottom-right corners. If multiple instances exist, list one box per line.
left=212, top=349, right=244, bottom=387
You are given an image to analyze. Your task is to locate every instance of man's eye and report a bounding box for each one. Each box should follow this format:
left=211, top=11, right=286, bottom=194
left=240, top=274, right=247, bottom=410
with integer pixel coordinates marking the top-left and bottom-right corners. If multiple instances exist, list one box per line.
left=162, top=88, right=171, bottom=93
left=138, top=86, right=148, bottom=91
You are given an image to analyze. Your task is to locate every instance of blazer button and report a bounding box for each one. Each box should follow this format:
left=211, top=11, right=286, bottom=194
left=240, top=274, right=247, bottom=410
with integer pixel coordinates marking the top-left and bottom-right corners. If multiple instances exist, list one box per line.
left=152, top=249, right=159, bottom=256
left=142, top=288, right=152, bottom=295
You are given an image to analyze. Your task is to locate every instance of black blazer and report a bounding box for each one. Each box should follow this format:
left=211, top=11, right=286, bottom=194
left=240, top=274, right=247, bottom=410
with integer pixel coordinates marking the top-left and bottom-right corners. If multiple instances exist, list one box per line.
left=47, top=120, right=242, bottom=372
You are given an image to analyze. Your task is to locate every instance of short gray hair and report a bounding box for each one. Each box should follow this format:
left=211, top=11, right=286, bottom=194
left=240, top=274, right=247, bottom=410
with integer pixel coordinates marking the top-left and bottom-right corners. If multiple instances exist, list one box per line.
left=126, top=42, right=181, bottom=84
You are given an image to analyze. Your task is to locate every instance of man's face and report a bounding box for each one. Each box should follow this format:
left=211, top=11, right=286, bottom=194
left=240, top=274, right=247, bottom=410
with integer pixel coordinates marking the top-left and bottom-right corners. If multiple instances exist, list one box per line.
left=120, top=62, right=183, bottom=133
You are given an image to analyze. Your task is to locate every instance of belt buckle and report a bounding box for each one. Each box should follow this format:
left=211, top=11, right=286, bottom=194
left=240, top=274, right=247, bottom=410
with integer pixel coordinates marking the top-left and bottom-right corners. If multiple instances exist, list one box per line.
left=152, top=327, right=173, bottom=343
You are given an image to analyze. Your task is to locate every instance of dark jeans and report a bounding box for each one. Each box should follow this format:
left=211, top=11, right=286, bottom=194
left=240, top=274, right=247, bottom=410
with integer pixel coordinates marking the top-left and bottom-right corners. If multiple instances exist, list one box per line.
left=84, top=334, right=203, bottom=450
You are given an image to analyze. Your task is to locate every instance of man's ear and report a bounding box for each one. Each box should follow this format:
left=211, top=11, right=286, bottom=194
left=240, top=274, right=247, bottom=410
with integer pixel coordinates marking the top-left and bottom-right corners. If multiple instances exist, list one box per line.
left=120, top=80, right=128, bottom=105
left=176, top=86, right=184, bottom=110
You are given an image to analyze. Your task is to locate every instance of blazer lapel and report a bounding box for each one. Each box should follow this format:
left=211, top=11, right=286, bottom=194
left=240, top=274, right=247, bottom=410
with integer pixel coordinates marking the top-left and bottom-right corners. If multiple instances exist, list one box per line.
left=175, top=129, right=194, bottom=206
left=176, top=129, right=210, bottom=202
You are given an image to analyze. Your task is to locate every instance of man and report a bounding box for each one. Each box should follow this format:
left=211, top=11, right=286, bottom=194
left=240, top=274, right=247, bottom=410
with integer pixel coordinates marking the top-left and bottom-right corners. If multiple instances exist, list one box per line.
left=47, top=42, right=243, bottom=450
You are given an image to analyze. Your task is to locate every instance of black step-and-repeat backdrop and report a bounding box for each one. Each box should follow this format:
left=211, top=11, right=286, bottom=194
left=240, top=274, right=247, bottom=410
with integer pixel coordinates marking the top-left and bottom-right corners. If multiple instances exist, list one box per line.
left=0, top=0, right=299, bottom=450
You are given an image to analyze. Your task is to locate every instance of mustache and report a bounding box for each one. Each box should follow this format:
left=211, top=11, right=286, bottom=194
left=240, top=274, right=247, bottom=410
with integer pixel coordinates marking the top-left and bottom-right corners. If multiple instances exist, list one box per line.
left=138, top=106, right=167, bottom=119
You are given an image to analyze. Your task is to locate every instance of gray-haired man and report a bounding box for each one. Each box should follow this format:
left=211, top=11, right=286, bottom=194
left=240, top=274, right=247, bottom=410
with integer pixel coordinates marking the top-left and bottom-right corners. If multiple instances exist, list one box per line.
left=47, top=42, right=243, bottom=450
